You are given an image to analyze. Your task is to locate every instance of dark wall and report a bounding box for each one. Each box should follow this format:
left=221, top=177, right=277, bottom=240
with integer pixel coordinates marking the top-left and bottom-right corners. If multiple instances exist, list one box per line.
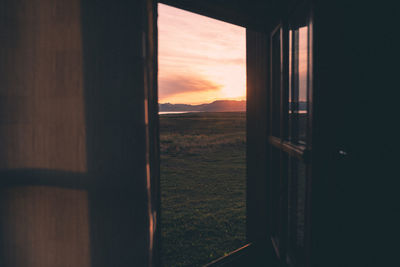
left=246, top=29, right=270, bottom=242
left=311, top=1, right=397, bottom=266
left=0, top=1, right=90, bottom=265
left=0, top=0, right=158, bottom=266
left=246, top=1, right=398, bottom=266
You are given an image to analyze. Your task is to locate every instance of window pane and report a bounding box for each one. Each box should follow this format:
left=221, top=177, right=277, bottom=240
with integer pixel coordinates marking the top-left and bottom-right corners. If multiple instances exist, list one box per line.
left=288, top=26, right=308, bottom=144
left=296, top=160, right=306, bottom=248
left=288, top=158, right=307, bottom=261
left=298, top=26, right=308, bottom=144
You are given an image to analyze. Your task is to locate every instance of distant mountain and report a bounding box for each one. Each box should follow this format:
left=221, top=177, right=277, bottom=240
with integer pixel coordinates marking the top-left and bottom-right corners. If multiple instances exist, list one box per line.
left=159, top=100, right=246, bottom=112
left=159, top=100, right=307, bottom=113
left=289, top=102, right=307, bottom=110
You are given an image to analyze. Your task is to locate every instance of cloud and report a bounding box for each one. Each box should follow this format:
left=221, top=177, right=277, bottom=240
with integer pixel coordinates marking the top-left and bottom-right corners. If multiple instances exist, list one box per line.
left=157, top=3, right=245, bottom=104
left=158, top=3, right=245, bottom=69
left=221, top=58, right=245, bottom=65
left=159, top=74, right=222, bottom=99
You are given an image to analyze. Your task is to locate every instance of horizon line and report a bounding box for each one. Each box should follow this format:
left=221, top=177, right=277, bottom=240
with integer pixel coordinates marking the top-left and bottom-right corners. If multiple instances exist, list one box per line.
left=159, top=99, right=246, bottom=105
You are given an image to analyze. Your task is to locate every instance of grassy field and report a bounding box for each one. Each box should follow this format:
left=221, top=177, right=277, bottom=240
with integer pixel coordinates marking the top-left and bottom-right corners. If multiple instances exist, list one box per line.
left=160, top=112, right=247, bottom=267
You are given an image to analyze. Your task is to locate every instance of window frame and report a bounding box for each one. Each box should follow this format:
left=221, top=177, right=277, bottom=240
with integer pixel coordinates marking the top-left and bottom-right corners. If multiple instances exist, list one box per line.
left=267, top=5, right=314, bottom=266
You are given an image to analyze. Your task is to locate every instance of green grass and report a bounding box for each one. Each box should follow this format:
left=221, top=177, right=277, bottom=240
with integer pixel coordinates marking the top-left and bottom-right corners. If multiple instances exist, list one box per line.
left=160, top=112, right=247, bottom=266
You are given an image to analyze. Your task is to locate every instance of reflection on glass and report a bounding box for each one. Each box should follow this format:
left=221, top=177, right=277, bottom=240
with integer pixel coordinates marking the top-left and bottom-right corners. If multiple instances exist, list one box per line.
left=287, top=156, right=295, bottom=245
left=288, top=158, right=307, bottom=257
left=288, top=26, right=308, bottom=144
left=296, top=160, right=306, bottom=247
left=298, top=27, right=308, bottom=144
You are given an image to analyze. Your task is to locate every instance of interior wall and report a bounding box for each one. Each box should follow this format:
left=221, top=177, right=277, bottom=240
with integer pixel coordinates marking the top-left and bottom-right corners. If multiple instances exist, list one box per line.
left=311, top=1, right=397, bottom=266
left=0, top=0, right=87, bottom=172
left=0, top=0, right=158, bottom=266
left=0, top=1, right=89, bottom=266
left=0, top=186, right=90, bottom=267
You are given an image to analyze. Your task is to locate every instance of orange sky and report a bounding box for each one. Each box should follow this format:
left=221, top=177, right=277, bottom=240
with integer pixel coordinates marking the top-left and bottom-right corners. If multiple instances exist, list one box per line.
left=158, top=4, right=246, bottom=105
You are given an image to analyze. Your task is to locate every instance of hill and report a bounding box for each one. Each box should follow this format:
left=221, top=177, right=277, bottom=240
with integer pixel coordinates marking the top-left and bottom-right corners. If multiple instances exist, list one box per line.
left=159, top=100, right=246, bottom=112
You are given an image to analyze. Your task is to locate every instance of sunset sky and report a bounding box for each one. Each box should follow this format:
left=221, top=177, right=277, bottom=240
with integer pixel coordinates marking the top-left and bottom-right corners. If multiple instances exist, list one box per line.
left=158, top=4, right=246, bottom=105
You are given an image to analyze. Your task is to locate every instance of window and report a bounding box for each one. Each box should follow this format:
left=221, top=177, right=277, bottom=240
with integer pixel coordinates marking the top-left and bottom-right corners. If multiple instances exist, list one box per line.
left=268, top=7, right=313, bottom=266
left=158, top=4, right=247, bottom=266
left=287, top=17, right=311, bottom=266
left=269, top=25, right=288, bottom=257
left=288, top=25, right=309, bottom=145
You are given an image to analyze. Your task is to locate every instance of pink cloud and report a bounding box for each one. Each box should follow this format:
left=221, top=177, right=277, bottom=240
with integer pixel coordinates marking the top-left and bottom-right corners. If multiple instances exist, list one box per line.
left=158, top=3, right=246, bottom=104
left=159, top=74, right=222, bottom=98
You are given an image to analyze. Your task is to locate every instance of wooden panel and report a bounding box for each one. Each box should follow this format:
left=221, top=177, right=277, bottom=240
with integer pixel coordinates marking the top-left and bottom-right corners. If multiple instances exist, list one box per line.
left=79, top=0, right=157, bottom=266
left=145, top=0, right=161, bottom=265
left=0, top=186, right=90, bottom=267
left=246, top=29, right=269, bottom=242
left=0, top=0, right=87, bottom=172
left=0, top=0, right=158, bottom=266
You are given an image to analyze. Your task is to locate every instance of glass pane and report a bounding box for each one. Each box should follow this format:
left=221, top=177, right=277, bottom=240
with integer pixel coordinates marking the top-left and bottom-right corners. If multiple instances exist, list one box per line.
left=296, top=160, right=307, bottom=247
left=287, top=157, right=295, bottom=245
left=298, top=27, right=308, bottom=144
left=287, top=157, right=307, bottom=261
left=288, top=26, right=308, bottom=144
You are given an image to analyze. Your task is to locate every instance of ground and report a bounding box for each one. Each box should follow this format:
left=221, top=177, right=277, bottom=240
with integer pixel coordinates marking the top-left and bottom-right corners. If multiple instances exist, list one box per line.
left=159, top=112, right=246, bottom=266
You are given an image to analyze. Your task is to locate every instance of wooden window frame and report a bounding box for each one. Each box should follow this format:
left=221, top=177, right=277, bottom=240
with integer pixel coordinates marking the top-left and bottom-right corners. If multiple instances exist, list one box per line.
left=267, top=4, right=314, bottom=266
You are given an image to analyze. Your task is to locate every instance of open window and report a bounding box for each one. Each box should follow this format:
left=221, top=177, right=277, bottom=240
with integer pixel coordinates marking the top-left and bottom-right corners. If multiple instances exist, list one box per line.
left=268, top=5, right=313, bottom=266
left=157, top=4, right=247, bottom=266
left=156, top=1, right=315, bottom=266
